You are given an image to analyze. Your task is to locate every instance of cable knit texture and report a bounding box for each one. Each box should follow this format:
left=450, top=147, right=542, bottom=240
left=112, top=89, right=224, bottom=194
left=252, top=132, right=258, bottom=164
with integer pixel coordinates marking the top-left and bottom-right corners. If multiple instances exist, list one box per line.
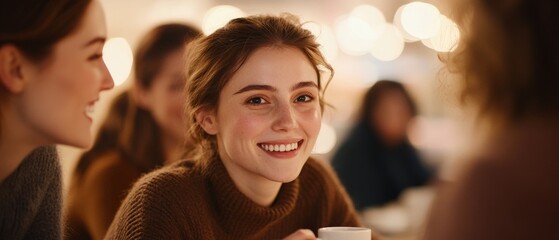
left=105, top=157, right=380, bottom=240
left=0, top=146, right=62, bottom=240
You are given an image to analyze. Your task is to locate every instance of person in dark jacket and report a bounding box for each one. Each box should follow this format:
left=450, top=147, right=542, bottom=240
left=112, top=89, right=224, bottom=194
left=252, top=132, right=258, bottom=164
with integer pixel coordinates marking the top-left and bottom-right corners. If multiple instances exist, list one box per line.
left=332, top=80, right=432, bottom=211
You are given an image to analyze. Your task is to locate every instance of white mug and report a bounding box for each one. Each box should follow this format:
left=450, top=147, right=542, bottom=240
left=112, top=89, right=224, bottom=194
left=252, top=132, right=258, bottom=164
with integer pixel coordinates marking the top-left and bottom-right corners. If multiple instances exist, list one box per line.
left=317, top=226, right=371, bottom=240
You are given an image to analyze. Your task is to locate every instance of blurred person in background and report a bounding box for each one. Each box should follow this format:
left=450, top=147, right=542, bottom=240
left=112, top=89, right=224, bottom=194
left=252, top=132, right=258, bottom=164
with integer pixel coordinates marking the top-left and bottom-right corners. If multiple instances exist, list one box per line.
left=105, top=14, right=381, bottom=240
left=64, top=23, right=201, bottom=240
left=0, top=0, right=113, bottom=239
left=423, top=0, right=559, bottom=239
left=332, top=80, right=432, bottom=212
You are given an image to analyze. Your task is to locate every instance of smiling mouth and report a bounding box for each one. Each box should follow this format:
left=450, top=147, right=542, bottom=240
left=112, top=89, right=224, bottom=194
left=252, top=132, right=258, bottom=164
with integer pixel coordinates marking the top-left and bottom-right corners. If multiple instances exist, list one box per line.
left=84, top=99, right=98, bottom=120
left=258, top=140, right=304, bottom=152
left=85, top=105, right=94, bottom=119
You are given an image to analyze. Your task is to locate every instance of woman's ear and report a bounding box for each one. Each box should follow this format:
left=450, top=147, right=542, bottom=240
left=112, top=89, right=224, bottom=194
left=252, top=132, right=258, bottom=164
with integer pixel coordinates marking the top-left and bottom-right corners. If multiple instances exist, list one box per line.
left=0, top=45, right=26, bottom=93
left=195, top=107, right=218, bottom=135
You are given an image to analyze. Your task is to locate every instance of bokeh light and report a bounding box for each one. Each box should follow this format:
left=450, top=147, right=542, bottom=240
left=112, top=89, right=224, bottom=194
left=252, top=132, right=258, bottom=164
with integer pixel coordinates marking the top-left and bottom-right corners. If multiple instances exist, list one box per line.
left=399, top=2, right=441, bottom=40
left=102, top=37, right=133, bottom=86
left=335, top=5, right=386, bottom=56
left=370, top=24, right=405, bottom=61
left=351, top=4, right=386, bottom=40
left=303, top=22, right=339, bottom=62
left=393, top=5, right=420, bottom=42
left=312, top=122, right=337, bottom=154
left=202, top=5, right=245, bottom=35
left=335, top=15, right=375, bottom=56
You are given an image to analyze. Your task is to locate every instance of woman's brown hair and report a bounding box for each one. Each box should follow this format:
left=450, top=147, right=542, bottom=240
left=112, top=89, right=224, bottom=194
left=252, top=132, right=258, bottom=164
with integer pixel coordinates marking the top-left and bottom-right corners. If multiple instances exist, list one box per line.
left=0, top=0, right=92, bottom=62
left=443, top=0, right=559, bottom=125
left=185, top=14, right=333, bottom=162
left=75, top=23, right=201, bottom=175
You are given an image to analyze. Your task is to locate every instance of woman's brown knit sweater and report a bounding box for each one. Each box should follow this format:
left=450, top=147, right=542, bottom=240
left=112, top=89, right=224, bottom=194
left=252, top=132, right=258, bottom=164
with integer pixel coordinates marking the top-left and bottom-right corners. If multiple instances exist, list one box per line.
left=105, top=157, right=380, bottom=239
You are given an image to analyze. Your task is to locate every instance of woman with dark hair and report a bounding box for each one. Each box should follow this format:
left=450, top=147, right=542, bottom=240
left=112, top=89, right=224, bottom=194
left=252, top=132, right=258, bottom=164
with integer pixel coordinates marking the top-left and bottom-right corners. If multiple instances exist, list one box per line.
left=332, top=80, right=432, bottom=211
left=106, top=14, right=381, bottom=240
left=64, top=23, right=201, bottom=240
left=0, top=0, right=113, bottom=239
left=422, top=0, right=559, bottom=239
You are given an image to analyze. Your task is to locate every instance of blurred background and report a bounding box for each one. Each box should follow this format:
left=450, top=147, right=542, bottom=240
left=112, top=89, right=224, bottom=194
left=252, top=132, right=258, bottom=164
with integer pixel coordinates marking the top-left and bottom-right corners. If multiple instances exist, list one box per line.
left=59, top=0, right=470, bottom=239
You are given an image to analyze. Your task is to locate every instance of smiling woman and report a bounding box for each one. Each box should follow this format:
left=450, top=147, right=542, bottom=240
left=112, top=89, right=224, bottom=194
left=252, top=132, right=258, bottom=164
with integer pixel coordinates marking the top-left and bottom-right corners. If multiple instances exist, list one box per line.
left=64, top=23, right=201, bottom=240
left=106, top=14, right=381, bottom=240
left=0, top=0, right=113, bottom=239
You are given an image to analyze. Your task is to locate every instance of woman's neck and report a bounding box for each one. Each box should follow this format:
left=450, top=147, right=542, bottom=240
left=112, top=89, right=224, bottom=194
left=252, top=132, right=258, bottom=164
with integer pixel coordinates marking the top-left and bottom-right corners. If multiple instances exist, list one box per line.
left=0, top=126, right=38, bottom=182
left=220, top=157, right=282, bottom=207
left=0, top=106, right=45, bottom=182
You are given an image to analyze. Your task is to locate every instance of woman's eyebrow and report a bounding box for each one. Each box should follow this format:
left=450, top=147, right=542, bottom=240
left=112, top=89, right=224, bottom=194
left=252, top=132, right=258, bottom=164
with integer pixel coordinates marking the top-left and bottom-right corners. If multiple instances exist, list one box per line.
left=83, top=37, right=106, bottom=48
left=234, top=81, right=318, bottom=95
left=291, top=81, right=318, bottom=91
left=234, top=85, right=276, bottom=95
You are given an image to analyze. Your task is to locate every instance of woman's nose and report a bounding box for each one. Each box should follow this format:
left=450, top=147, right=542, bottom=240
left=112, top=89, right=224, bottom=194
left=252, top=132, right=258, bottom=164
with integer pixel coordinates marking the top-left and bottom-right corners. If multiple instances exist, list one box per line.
left=271, top=103, right=297, bottom=132
left=100, top=60, right=115, bottom=91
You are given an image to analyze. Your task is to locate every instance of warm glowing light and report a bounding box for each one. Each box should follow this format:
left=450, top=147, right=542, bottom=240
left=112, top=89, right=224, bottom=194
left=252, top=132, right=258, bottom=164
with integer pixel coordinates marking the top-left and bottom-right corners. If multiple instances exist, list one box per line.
left=202, top=5, right=245, bottom=35
left=400, top=2, right=441, bottom=39
left=422, top=14, right=460, bottom=52
left=335, top=15, right=373, bottom=56
left=351, top=4, right=386, bottom=40
left=335, top=5, right=387, bottom=56
left=312, top=122, right=337, bottom=154
left=393, top=5, right=420, bottom=42
left=370, top=24, right=405, bottom=61
left=303, top=22, right=339, bottom=62
left=102, top=37, right=133, bottom=86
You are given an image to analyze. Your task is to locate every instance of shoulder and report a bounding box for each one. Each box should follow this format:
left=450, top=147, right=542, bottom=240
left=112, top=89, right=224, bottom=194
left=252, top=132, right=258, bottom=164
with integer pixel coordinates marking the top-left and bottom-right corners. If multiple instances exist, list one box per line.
left=82, top=151, right=137, bottom=176
left=299, top=158, right=363, bottom=227
left=106, top=160, right=199, bottom=238
left=115, top=160, right=197, bottom=211
left=75, top=151, right=141, bottom=190
left=475, top=118, right=559, bottom=185
left=424, top=120, right=559, bottom=239
left=125, top=159, right=198, bottom=203
left=457, top=120, right=559, bottom=204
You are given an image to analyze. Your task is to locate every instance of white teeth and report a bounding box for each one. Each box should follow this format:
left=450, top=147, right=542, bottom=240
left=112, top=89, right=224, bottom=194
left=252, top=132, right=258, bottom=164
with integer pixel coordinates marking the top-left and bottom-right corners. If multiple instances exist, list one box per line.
left=260, top=142, right=299, bottom=152
left=85, top=105, right=94, bottom=118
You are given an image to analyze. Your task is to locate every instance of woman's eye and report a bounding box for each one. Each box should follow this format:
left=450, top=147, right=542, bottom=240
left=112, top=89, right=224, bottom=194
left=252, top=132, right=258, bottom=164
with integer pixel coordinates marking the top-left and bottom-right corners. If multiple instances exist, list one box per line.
left=246, top=97, right=268, bottom=105
left=295, top=95, right=314, bottom=103
left=88, top=53, right=103, bottom=61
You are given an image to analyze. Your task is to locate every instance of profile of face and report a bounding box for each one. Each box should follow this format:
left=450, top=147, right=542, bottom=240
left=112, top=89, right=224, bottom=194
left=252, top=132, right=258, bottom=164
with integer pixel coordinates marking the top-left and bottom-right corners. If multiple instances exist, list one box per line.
left=200, top=46, right=322, bottom=183
left=137, top=49, right=187, bottom=143
left=371, top=90, right=413, bottom=145
left=14, top=0, right=113, bottom=148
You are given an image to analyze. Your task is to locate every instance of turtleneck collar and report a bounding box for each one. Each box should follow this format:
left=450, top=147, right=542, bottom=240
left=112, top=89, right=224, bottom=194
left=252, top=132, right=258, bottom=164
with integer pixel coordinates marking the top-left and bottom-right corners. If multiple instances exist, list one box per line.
left=204, top=156, right=300, bottom=237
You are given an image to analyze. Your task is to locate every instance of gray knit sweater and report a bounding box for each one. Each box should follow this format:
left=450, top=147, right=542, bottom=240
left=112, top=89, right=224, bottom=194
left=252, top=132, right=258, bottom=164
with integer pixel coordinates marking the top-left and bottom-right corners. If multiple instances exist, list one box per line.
left=0, top=146, right=62, bottom=240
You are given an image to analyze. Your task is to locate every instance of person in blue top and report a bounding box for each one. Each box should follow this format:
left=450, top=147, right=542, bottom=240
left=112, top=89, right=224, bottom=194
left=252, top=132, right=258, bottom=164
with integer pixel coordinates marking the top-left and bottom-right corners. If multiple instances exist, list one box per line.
left=332, top=80, right=432, bottom=211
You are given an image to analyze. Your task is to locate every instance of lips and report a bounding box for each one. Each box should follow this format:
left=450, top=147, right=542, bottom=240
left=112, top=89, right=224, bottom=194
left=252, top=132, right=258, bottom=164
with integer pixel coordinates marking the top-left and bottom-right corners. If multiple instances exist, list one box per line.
left=258, top=140, right=304, bottom=152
